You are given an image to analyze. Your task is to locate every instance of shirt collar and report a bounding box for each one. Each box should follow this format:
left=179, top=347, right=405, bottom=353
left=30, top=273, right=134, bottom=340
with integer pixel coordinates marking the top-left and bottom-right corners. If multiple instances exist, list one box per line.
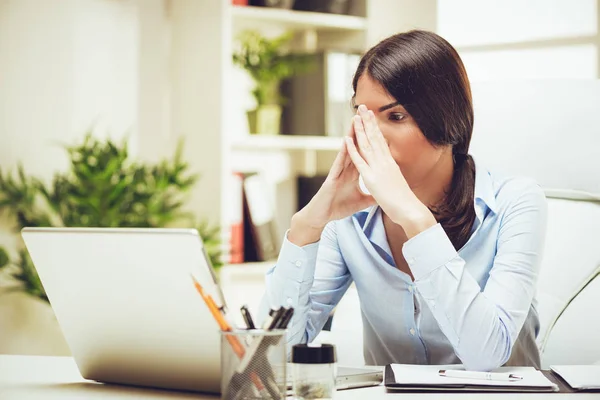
left=474, top=158, right=498, bottom=216
left=356, top=205, right=393, bottom=263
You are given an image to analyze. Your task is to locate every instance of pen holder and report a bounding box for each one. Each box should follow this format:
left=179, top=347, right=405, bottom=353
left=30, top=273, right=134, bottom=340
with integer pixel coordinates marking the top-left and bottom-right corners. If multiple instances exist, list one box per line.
left=220, top=329, right=287, bottom=400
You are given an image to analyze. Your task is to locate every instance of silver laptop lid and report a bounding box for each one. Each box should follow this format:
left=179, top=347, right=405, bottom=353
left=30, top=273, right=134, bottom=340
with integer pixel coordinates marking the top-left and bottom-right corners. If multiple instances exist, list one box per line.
left=21, top=227, right=222, bottom=393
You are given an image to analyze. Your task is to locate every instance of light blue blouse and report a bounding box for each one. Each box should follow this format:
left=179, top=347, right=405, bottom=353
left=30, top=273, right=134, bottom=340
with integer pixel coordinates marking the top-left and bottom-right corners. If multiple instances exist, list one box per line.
left=260, top=161, right=548, bottom=371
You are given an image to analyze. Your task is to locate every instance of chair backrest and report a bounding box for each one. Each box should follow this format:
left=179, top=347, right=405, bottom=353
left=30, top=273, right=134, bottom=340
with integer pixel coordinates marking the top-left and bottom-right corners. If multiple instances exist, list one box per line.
left=323, top=80, right=600, bottom=367
left=470, top=79, right=600, bottom=367
left=536, top=197, right=600, bottom=367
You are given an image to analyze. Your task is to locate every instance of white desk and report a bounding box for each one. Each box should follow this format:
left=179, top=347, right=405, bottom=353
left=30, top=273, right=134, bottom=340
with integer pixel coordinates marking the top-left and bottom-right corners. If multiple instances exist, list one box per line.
left=0, top=355, right=597, bottom=399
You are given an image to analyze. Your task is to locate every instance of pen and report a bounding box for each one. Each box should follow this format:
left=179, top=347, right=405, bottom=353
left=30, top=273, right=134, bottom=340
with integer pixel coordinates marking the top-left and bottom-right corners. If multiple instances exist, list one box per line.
left=190, top=275, right=270, bottom=397
left=201, top=246, right=228, bottom=312
left=438, top=370, right=523, bottom=382
left=240, top=305, right=256, bottom=330
left=274, top=307, right=294, bottom=329
left=234, top=307, right=284, bottom=399
left=236, top=307, right=284, bottom=374
left=267, top=307, right=285, bottom=330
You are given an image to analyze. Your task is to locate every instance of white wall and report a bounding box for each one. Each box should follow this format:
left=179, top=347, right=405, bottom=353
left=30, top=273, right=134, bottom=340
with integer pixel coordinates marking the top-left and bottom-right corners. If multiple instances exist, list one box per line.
left=0, top=0, right=228, bottom=356
left=0, top=0, right=145, bottom=356
left=438, top=0, right=599, bottom=80
left=367, top=0, right=436, bottom=46
left=0, top=0, right=139, bottom=181
left=137, top=0, right=172, bottom=163
left=169, top=0, right=228, bottom=229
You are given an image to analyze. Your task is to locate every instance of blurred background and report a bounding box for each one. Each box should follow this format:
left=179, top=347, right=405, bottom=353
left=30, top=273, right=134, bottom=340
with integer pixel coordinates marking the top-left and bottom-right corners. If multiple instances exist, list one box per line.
left=0, top=0, right=598, bottom=358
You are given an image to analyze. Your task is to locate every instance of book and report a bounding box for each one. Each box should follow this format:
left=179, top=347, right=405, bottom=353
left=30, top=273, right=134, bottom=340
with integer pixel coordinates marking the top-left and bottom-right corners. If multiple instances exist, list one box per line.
left=384, top=364, right=558, bottom=392
left=242, top=173, right=279, bottom=262
left=228, top=172, right=245, bottom=264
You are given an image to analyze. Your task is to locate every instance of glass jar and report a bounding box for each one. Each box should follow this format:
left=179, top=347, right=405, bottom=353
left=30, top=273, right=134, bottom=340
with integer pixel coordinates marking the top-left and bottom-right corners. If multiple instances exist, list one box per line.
left=291, top=343, right=337, bottom=400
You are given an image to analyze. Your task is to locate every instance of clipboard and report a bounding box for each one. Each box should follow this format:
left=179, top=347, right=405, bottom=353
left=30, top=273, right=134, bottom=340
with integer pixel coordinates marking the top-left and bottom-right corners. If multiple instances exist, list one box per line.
left=384, top=364, right=559, bottom=392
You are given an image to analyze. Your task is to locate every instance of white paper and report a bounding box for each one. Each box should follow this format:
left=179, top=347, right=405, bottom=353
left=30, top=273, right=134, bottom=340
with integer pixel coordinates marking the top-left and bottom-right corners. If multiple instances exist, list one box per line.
left=390, top=364, right=557, bottom=389
left=550, top=365, right=600, bottom=389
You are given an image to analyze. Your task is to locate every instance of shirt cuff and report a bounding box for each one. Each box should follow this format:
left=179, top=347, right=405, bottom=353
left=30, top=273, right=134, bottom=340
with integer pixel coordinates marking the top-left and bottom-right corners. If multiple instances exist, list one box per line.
left=273, top=230, right=320, bottom=283
left=402, top=223, right=458, bottom=281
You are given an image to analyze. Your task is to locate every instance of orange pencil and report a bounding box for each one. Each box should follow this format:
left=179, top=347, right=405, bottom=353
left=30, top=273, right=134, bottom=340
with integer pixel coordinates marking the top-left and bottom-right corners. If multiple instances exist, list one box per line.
left=190, top=275, right=268, bottom=395
left=190, top=275, right=245, bottom=357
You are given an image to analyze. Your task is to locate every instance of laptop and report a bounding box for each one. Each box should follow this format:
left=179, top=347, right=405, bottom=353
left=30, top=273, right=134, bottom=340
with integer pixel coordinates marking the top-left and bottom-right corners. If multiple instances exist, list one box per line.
left=21, top=227, right=382, bottom=394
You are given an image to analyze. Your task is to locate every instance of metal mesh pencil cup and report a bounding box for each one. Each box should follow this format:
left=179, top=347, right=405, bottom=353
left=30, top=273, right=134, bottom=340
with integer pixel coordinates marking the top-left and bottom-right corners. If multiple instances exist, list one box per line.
left=220, top=329, right=287, bottom=400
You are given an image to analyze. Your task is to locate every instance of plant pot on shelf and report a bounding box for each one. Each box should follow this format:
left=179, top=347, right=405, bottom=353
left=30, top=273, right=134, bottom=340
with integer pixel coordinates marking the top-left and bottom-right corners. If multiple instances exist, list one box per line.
left=247, top=105, right=282, bottom=135
left=250, top=0, right=295, bottom=9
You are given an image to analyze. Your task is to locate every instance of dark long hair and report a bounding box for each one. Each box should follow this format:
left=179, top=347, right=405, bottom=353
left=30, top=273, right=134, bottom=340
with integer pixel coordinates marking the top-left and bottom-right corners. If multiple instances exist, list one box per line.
left=352, top=30, right=476, bottom=250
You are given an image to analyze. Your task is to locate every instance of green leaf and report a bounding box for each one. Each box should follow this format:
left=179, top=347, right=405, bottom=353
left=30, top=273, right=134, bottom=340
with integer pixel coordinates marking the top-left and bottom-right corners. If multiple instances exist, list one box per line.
left=0, top=131, right=219, bottom=303
left=232, top=29, right=316, bottom=106
left=0, top=246, right=9, bottom=269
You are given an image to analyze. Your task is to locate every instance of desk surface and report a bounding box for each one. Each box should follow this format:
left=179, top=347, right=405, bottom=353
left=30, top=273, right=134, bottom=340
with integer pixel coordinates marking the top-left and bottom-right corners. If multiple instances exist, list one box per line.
left=0, top=355, right=598, bottom=399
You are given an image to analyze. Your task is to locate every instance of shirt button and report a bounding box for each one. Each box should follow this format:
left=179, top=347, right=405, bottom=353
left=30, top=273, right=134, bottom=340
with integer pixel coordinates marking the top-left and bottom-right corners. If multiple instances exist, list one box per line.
left=286, top=297, right=293, bottom=305
left=409, top=328, right=416, bottom=336
left=430, top=300, right=436, bottom=308
left=408, top=257, right=416, bottom=264
left=295, top=260, right=302, bottom=267
left=408, top=286, right=414, bottom=293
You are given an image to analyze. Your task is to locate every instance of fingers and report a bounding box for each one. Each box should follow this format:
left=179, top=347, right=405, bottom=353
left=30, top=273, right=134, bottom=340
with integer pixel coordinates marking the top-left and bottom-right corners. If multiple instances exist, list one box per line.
left=345, top=135, right=369, bottom=174
left=357, top=105, right=388, bottom=155
left=353, top=115, right=373, bottom=161
left=328, top=139, right=348, bottom=179
left=357, top=105, right=378, bottom=140
left=344, top=119, right=357, bottom=169
left=367, top=110, right=391, bottom=155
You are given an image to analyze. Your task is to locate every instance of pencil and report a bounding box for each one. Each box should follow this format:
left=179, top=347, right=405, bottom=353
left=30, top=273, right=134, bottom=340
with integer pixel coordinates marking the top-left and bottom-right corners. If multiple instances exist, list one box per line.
left=190, top=274, right=245, bottom=357
left=190, top=275, right=273, bottom=397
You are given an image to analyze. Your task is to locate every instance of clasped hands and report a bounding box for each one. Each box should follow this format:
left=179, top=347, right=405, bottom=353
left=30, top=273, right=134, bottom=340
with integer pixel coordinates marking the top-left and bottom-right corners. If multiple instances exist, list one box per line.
left=346, top=105, right=436, bottom=239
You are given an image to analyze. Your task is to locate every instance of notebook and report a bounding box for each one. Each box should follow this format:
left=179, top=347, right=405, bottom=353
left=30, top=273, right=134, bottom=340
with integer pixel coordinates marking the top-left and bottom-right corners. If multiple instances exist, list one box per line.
left=550, top=365, right=600, bottom=390
left=384, top=364, right=558, bottom=392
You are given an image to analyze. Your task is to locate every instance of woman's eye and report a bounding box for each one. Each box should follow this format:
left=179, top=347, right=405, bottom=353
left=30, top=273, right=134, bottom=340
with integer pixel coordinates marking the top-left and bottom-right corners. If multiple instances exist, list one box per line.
left=389, top=113, right=405, bottom=121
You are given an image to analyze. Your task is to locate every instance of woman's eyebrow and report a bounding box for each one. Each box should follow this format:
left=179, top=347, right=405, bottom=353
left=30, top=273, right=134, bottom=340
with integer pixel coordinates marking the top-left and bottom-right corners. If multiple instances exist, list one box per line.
left=353, top=101, right=401, bottom=112
left=378, top=101, right=401, bottom=112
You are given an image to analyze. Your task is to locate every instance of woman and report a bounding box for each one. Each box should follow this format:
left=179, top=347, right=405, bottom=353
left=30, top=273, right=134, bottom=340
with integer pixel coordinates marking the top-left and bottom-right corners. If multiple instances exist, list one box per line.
left=260, top=30, right=547, bottom=371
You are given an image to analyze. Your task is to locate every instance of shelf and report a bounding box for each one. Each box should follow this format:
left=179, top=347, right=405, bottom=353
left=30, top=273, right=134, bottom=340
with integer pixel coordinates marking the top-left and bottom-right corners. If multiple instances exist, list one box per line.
left=232, top=6, right=367, bottom=33
left=231, top=135, right=343, bottom=151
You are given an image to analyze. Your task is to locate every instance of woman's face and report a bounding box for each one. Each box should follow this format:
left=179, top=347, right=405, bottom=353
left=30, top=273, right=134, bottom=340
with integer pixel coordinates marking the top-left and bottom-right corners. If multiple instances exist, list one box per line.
left=353, top=73, right=448, bottom=187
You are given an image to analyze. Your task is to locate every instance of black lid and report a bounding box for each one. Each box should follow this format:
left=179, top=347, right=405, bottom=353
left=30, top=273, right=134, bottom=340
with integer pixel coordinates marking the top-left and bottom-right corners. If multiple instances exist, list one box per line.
left=291, top=343, right=336, bottom=364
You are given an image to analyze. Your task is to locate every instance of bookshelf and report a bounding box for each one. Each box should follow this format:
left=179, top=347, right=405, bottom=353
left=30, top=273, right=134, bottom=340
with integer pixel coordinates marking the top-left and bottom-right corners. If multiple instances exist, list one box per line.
left=166, top=1, right=437, bottom=264
left=232, top=5, right=368, bottom=33
left=232, top=135, right=342, bottom=151
left=225, top=2, right=372, bottom=264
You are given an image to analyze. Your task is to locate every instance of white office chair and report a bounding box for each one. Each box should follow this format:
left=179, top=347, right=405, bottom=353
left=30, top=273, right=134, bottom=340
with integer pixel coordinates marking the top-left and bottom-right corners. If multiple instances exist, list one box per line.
left=530, top=194, right=600, bottom=367
left=470, top=80, right=600, bottom=368
left=318, top=80, right=600, bottom=367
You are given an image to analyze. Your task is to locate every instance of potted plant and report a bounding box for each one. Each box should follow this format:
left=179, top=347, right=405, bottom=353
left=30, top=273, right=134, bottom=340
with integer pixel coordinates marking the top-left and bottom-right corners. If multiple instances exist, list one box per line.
left=233, top=30, right=314, bottom=135
left=0, top=132, right=222, bottom=303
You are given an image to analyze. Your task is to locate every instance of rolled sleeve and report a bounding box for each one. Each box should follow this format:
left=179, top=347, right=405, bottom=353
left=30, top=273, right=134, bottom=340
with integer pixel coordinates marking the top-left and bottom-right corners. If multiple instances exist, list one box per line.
left=402, top=223, right=458, bottom=281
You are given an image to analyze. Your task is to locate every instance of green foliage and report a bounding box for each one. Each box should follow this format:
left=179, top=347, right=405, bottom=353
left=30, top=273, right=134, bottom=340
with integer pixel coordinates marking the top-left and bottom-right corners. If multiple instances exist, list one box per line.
left=232, top=30, right=314, bottom=106
left=0, top=247, right=8, bottom=269
left=0, top=132, right=222, bottom=302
